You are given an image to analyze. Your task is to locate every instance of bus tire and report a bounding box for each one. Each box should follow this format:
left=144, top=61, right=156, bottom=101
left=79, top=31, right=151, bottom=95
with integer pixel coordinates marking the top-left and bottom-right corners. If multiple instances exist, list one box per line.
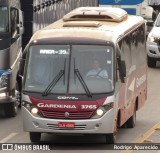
left=125, top=110, right=136, bottom=128
left=30, top=132, right=41, bottom=142
left=105, top=133, right=117, bottom=144
left=4, top=102, right=18, bottom=117
left=147, top=56, right=156, bottom=68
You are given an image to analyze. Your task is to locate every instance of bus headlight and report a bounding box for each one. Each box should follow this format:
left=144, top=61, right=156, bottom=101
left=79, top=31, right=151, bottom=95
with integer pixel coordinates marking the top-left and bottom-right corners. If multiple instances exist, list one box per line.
left=31, top=107, right=38, bottom=114
left=96, top=109, right=104, bottom=116
left=22, top=101, right=41, bottom=117
left=92, top=102, right=114, bottom=119
left=0, top=93, right=7, bottom=97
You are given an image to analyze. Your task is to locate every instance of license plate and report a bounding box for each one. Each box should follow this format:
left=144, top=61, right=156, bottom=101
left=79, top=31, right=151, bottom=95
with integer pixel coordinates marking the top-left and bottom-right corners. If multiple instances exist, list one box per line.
left=58, top=122, right=75, bottom=128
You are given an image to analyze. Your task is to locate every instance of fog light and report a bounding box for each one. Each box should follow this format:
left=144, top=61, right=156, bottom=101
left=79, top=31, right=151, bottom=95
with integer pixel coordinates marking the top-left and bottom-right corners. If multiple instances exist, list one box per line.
left=32, top=121, right=40, bottom=128
left=97, top=109, right=104, bottom=116
left=31, top=107, right=38, bottom=114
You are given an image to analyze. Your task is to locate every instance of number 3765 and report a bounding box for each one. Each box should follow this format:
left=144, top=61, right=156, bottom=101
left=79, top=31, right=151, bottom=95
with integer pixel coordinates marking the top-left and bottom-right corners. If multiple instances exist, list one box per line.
left=81, top=105, right=97, bottom=109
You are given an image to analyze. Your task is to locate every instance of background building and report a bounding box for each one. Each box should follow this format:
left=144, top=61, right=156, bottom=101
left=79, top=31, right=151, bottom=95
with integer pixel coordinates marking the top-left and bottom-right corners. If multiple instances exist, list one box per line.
left=20, top=0, right=98, bottom=49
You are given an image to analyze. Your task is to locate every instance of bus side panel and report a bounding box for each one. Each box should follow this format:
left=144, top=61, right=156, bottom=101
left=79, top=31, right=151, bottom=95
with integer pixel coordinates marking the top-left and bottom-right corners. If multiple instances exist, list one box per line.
left=117, top=23, right=147, bottom=127
left=135, top=66, right=147, bottom=110
left=117, top=84, right=126, bottom=126
left=117, top=77, right=138, bottom=127
left=0, top=48, right=10, bottom=70
left=118, top=66, right=147, bottom=127
left=8, top=37, right=22, bottom=97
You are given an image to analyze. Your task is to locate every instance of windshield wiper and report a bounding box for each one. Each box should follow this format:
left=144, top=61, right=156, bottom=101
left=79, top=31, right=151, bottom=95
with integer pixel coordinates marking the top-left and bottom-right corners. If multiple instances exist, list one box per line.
left=42, top=70, right=64, bottom=96
left=74, top=68, right=92, bottom=98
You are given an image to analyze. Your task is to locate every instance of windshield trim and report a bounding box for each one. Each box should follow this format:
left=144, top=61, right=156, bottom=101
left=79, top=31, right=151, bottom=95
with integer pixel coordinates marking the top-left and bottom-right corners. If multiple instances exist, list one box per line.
left=23, top=44, right=115, bottom=95
left=23, top=89, right=115, bottom=96
left=29, top=38, right=115, bottom=47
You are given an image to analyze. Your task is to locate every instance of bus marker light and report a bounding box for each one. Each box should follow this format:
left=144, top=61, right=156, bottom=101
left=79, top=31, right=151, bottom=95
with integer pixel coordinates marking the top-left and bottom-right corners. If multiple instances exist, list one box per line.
left=26, top=104, right=31, bottom=110
left=0, top=93, right=6, bottom=97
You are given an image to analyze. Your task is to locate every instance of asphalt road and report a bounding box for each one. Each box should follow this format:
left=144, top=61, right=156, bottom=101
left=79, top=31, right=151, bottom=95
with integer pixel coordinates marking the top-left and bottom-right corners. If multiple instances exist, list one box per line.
left=0, top=66, right=160, bottom=153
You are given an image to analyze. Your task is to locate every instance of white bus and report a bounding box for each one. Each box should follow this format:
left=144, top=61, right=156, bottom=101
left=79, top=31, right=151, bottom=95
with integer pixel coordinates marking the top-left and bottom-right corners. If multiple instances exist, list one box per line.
left=20, top=7, right=147, bottom=144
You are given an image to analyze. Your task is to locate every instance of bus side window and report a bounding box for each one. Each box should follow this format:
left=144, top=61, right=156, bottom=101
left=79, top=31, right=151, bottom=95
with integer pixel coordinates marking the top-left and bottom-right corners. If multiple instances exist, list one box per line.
left=10, top=7, right=18, bottom=38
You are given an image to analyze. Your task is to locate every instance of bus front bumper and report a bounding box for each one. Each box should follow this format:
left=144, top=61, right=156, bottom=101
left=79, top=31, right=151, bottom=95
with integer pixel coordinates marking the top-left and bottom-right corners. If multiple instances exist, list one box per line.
left=22, top=107, right=115, bottom=134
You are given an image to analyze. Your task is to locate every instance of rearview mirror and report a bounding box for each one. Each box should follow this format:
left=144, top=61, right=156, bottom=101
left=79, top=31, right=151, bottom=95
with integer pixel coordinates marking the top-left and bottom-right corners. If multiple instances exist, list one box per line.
left=10, top=7, right=24, bottom=39
left=117, top=58, right=126, bottom=83
left=17, top=9, right=24, bottom=35
left=120, top=60, right=126, bottom=79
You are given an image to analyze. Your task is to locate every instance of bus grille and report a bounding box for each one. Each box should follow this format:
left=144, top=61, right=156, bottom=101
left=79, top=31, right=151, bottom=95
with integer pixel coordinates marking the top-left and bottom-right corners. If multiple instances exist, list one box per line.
left=40, top=110, right=94, bottom=119
left=47, top=124, right=86, bottom=130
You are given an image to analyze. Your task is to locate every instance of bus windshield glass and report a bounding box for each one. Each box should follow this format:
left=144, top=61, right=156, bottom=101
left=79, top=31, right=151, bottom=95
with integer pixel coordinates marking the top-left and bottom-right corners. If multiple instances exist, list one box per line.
left=24, top=45, right=114, bottom=94
left=0, top=6, right=8, bottom=32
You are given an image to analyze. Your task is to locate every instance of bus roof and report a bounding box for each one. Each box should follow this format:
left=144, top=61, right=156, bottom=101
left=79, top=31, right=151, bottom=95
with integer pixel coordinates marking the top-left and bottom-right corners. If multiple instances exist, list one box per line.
left=30, top=7, right=145, bottom=43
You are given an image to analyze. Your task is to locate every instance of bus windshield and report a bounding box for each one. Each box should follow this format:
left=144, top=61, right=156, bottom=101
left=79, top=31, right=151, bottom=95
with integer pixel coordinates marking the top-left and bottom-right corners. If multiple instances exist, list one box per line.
left=0, top=6, right=8, bottom=33
left=24, top=45, right=114, bottom=94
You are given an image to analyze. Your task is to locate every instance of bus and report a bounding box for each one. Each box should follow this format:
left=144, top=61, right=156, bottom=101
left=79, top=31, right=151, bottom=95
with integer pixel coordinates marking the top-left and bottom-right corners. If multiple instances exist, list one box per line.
left=99, top=0, right=154, bottom=34
left=0, top=0, right=23, bottom=117
left=99, top=0, right=152, bottom=17
left=20, top=7, right=147, bottom=143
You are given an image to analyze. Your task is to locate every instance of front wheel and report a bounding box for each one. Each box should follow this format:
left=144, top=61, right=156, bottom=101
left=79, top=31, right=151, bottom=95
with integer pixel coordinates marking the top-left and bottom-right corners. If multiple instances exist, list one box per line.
left=125, top=110, right=136, bottom=128
left=147, top=56, right=156, bottom=68
left=29, top=132, right=41, bottom=142
left=105, top=133, right=117, bottom=144
left=4, top=102, right=18, bottom=117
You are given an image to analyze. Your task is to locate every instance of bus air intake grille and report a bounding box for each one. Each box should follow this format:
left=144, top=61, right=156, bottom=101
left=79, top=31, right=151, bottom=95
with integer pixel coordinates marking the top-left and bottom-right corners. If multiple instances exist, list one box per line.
left=47, top=124, right=86, bottom=130
left=40, top=110, right=94, bottom=119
